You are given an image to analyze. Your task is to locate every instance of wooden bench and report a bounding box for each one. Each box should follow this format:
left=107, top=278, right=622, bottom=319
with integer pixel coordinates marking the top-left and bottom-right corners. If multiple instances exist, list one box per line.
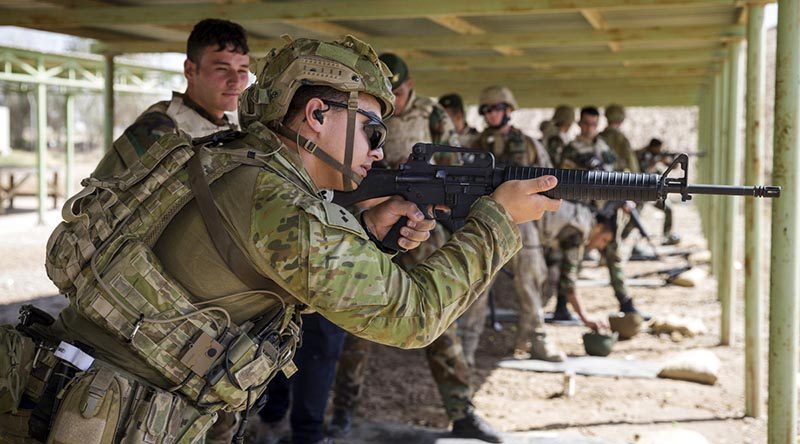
left=0, top=166, right=62, bottom=214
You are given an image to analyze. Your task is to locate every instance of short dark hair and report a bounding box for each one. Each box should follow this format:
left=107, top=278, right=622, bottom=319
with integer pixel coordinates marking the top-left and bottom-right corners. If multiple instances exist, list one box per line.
left=439, top=93, right=465, bottom=115
left=648, top=138, right=663, bottom=148
left=282, top=85, right=349, bottom=126
left=580, top=106, right=600, bottom=119
left=187, top=19, right=249, bottom=63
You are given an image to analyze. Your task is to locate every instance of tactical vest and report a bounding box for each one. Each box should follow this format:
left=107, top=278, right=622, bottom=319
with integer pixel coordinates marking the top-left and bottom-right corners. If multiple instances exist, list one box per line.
left=384, top=92, right=437, bottom=168
left=539, top=200, right=595, bottom=249
left=45, top=129, right=299, bottom=413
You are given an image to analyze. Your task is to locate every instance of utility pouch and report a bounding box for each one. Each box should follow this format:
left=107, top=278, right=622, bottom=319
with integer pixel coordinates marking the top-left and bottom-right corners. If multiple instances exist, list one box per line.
left=46, top=367, right=126, bottom=444
left=0, top=324, right=36, bottom=414
left=119, top=385, right=186, bottom=444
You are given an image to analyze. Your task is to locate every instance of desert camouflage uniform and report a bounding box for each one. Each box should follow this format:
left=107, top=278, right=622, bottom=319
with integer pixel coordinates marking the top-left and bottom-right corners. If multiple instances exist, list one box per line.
left=561, top=136, right=632, bottom=308
left=637, top=150, right=674, bottom=237
left=332, top=91, right=475, bottom=421
left=456, top=126, right=554, bottom=360
left=599, top=126, right=640, bottom=173
left=546, top=130, right=570, bottom=168
left=51, top=122, right=521, bottom=442
left=456, top=125, right=481, bottom=149
left=94, top=92, right=238, bottom=178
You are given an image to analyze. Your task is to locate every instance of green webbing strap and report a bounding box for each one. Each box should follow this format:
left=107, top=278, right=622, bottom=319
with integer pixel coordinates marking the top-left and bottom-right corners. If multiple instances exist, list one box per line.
left=342, top=91, right=358, bottom=191
left=186, top=146, right=275, bottom=291
left=271, top=123, right=363, bottom=188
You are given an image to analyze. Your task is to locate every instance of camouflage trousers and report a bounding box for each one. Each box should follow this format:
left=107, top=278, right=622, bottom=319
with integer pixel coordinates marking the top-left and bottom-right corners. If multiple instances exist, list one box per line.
left=603, top=238, right=631, bottom=307
left=549, top=228, right=584, bottom=300
left=656, top=199, right=674, bottom=236
left=458, top=220, right=549, bottom=360
left=331, top=225, right=473, bottom=421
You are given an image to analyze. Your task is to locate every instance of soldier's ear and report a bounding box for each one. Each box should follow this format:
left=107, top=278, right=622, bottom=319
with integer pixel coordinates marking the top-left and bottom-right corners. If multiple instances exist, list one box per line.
left=184, top=59, right=197, bottom=84
left=305, top=98, right=327, bottom=133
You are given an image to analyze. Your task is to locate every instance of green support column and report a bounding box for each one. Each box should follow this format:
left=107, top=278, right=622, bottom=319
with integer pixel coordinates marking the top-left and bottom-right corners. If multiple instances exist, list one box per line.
left=720, top=42, right=743, bottom=346
left=104, top=54, right=115, bottom=152
left=36, top=78, right=47, bottom=225
left=65, top=94, right=75, bottom=198
left=768, top=0, right=800, bottom=442
left=744, top=3, right=765, bottom=418
left=709, top=77, right=721, bottom=275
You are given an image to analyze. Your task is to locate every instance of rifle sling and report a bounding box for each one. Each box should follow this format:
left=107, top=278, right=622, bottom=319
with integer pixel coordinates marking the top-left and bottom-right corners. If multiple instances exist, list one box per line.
left=186, top=146, right=300, bottom=306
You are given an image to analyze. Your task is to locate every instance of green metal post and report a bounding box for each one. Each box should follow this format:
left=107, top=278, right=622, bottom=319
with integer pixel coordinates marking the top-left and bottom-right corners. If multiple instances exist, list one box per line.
left=36, top=77, right=47, bottom=225
left=720, top=42, right=743, bottom=346
left=744, top=3, right=765, bottom=418
left=65, top=94, right=75, bottom=198
left=709, top=76, right=722, bottom=276
left=104, top=54, right=115, bottom=152
left=768, top=0, right=800, bottom=442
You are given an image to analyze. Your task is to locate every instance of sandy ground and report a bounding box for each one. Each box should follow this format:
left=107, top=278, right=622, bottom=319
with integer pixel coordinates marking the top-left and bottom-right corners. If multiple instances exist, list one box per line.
left=0, top=189, right=769, bottom=444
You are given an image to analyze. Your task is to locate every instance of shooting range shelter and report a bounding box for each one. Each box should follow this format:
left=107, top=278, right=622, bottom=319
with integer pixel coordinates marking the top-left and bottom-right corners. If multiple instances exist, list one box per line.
left=0, top=1, right=797, bottom=442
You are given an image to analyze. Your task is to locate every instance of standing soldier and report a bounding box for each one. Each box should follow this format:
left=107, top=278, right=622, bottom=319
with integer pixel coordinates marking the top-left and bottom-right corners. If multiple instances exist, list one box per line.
left=599, top=104, right=640, bottom=173
left=458, top=85, right=566, bottom=364
left=637, top=138, right=680, bottom=245
left=439, top=93, right=480, bottom=148
left=15, top=35, right=560, bottom=444
left=560, top=107, right=642, bottom=316
left=545, top=105, right=575, bottom=168
left=330, top=54, right=503, bottom=443
left=94, top=19, right=250, bottom=179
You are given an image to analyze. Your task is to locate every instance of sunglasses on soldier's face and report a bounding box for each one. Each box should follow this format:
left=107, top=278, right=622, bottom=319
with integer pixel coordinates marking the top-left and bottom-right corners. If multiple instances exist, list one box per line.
left=479, top=103, right=509, bottom=115
left=322, top=100, right=388, bottom=151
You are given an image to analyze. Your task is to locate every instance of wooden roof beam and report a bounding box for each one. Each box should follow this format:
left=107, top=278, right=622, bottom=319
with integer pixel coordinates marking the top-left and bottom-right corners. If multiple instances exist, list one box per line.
left=427, top=16, right=524, bottom=57
left=580, top=9, right=621, bottom=52
left=0, top=0, right=742, bottom=27
left=91, top=25, right=744, bottom=55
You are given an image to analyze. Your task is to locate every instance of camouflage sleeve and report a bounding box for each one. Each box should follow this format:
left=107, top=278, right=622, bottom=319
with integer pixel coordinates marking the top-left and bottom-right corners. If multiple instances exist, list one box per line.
left=248, top=174, right=521, bottom=349
left=92, top=111, right=177, bottom=178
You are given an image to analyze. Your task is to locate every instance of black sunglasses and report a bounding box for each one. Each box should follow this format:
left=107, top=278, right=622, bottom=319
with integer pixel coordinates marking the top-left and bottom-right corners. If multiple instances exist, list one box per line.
left=479, top=103, right=509, bottom=115
left=322, top=100, right=388, bottom=151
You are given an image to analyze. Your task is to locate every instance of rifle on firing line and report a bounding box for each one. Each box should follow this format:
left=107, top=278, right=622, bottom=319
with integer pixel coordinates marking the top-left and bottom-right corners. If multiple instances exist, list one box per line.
left=331, top=144, right=780, bottom=252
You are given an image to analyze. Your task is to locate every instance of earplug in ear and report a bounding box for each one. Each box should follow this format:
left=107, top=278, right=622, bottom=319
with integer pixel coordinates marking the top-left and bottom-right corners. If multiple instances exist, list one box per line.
left=313, top=109, right=325, bottom=125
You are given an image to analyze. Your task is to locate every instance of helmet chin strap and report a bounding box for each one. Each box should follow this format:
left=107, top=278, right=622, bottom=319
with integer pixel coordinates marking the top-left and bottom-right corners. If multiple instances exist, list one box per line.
left=271, top=101, right=363, bottom=191
left=488, top=114, right=511, bottom=130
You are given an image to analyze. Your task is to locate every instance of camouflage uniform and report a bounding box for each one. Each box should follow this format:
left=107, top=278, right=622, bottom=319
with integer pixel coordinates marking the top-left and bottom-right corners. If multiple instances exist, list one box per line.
left=456, top=126, right=554, bottom=360
left=88, top=91, right=240, bottom=444
left=51, top=123, right=521, bottom=443
left=539, top=201, right=596, bottom=306
left=599, top=126, right=640, bottom=173
left=546, top=130, right=570, bottom=168
left=457, top=125, right=481, bottom=149
left=561, top=136, right=632, bottom=309
left=332, top=91, right=476, bottom=421
left=637, top=150, right=674, bottom=238
left=93, top=92, right=238, bottom=178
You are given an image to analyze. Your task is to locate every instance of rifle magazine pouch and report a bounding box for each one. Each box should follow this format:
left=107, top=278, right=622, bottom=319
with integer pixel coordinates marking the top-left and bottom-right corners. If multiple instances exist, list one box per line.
left=0, top=324, right=36, bottom=414
left=46, top=367, right=124, bottom=444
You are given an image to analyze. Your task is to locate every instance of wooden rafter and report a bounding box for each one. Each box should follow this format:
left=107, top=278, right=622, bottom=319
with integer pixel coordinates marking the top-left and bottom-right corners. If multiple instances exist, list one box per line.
left=428, top=15, right=524, bottom=57
left=0, top=0, right=741, bottom=27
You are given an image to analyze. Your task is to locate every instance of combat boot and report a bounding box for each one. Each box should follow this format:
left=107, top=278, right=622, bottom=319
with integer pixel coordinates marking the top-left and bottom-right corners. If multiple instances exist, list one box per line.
left=451, top=408, right=503, bottom=443
left=527, top=332, right=566, bottom=362
left=327, top=408, right=353, bottom=438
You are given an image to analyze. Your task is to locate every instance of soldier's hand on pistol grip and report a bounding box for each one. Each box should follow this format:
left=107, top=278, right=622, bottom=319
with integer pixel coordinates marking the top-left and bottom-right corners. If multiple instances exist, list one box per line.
left=490, top=176, right=562, bottom=224
left=361, top=196, right=438, bottom=251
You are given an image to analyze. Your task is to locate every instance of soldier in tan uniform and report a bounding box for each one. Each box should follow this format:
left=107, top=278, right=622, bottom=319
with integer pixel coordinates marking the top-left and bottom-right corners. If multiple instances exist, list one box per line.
left=599, top=104, right=640, bottom=173
left=545, top=105, right=575, bottom=168
left=330, top=53, right=502, bottom=443
left=5, top=36, right=561, bottom=444
left=439, top=93, right=480, bottom=148
left=456, top=86, right=566, bottom=365
left=93, top=19, right=249, bottom=179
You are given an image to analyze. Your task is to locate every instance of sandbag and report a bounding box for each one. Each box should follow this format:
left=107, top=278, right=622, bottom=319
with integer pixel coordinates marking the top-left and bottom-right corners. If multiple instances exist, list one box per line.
left=658, top=349, right=720, bottom=385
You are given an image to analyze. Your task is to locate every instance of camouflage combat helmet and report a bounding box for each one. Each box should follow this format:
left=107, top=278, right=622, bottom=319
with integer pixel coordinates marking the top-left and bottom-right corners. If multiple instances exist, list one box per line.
left=605, top=104, right=626, bottom=123
left=479, top=85, right=518, bottom=110
left=552, top=105, right=575, bottom=126
left=239, top=35, right=395, bottom=190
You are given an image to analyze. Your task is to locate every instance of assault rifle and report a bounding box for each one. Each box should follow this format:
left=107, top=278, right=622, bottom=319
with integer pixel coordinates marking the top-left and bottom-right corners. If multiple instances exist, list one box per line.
left=332, top=144, right=780, bottom=251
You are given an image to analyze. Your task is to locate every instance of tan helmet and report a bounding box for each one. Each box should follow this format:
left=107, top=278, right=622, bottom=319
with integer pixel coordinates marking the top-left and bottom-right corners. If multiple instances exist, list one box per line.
left=552, top=105, right=575, bottom=126
left=479, top=85, right=518, bottom=110
left=605, top=103, right=626, bottom=123
left=238, top=35, right=395, bottom=190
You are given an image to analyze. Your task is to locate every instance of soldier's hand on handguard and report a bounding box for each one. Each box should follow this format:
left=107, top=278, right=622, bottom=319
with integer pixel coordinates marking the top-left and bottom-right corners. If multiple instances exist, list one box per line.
left=491, top=176, right=562, bottom=224
left=362, top=196, right=437, bottom=251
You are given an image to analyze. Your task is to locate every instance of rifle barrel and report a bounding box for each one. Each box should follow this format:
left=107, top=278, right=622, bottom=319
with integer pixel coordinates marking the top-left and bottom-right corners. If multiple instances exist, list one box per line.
left=668, top=184, right=781, bottom=198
